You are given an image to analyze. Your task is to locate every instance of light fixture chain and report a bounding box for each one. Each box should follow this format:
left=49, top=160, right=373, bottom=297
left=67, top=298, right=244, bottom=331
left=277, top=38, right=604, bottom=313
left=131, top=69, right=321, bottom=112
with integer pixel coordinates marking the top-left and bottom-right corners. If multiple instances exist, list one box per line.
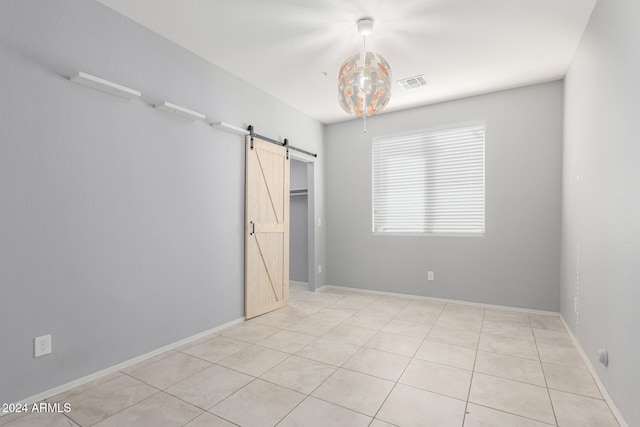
left=362, top=34, right=367, bottom=123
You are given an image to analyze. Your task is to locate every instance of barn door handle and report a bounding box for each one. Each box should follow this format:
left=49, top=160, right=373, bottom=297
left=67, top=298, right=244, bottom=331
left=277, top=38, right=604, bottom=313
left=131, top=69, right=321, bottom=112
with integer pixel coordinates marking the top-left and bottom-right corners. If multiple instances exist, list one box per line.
left=249, top=221, right=255, bottom=235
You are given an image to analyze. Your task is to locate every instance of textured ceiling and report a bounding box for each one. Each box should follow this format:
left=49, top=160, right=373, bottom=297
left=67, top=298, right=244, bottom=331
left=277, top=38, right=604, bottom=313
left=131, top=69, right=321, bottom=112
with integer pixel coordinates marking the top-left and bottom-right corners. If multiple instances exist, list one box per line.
left=97, top=0, right=596, bottom=124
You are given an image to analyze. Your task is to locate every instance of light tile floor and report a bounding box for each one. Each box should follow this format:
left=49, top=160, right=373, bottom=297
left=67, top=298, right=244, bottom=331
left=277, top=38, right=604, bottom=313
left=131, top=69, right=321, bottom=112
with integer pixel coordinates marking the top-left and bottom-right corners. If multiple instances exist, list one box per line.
left=1, top=284, right=620, bottom=427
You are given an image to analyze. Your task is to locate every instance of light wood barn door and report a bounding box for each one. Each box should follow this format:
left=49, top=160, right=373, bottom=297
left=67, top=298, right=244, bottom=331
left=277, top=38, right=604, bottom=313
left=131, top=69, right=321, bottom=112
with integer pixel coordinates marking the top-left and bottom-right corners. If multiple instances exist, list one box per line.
left=245, top=136, right=290, bottom=319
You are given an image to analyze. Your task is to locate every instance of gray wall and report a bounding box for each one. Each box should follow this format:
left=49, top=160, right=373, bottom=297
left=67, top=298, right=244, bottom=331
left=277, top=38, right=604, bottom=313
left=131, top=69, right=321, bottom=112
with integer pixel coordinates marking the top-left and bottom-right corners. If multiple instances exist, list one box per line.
left=291, top=158, right=309, bottom=190
left=325, top=82, right=563, bottom=311
left=561, top=0, right=640, bottom=424
left=290, top=159, right=308, bottom=282
left=0, top=0, right=325, bottom=404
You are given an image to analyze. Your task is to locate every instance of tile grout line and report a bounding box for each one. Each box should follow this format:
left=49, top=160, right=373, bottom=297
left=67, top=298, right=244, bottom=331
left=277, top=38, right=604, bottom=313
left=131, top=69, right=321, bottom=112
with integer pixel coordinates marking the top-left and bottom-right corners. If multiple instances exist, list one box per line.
left=274, top=291, right=391, bottom=425
left=273, top=291, right=393, bottom=425
left=239, top=290, right=596, bottom=426
left=86, top=390, right=165, bottom=427
left=531, top=319, right=560, bottom=426
left=57, top=371, right=165, bottom=426
left=368, top=302, right=446, bottom=425
left=22, top=287, right=594, bottom=427
left=289, top=292, right=412, bottom=425
left=462, top=305, right=485, bottom=427
left=467, top=402, right=558, bottom=426
left=220, top=297, right=595, bottom=426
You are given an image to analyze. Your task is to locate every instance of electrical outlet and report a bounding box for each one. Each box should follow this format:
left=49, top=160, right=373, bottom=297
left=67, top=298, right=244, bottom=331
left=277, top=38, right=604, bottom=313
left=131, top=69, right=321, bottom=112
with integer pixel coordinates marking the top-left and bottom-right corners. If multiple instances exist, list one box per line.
left=34, top=334, right=51, bottom=357
left=318, top=264, right=322, bottom=273
left=428, top=271, right=435, bottom=281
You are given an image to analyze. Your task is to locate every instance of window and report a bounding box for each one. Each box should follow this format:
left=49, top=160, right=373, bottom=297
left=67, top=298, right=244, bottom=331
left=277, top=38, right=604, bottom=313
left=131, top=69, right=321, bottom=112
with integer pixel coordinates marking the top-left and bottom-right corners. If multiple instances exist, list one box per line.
left=372, top=123, right=485, bottom=235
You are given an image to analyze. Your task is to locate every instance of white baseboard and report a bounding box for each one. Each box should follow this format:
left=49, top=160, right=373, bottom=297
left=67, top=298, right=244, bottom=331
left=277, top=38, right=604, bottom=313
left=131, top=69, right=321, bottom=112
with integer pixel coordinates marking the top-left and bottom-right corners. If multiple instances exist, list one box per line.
left=322, top=285, right=559, bottom=316
left=290, top=280, right=308, bottom=287
left=7, top=316, right=245, bottom=411
left=559, top=315, right=628, bottom=427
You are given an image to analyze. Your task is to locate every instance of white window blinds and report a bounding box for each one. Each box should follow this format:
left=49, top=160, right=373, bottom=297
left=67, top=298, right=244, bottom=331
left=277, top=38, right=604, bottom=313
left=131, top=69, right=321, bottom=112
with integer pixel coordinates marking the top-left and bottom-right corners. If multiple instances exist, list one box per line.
left=372, top=123, right=485, bottom=235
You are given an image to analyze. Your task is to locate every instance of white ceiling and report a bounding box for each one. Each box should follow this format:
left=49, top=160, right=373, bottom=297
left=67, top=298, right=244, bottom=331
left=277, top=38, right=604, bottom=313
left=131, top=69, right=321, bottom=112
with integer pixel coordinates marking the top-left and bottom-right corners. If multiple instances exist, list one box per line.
left=97, top=0, right=596, bottom=124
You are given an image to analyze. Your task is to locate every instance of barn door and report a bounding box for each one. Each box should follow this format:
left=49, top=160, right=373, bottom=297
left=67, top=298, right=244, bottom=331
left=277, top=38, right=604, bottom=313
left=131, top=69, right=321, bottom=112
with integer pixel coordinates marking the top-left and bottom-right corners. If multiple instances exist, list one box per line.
left=245, top=135, right=290, bottom=319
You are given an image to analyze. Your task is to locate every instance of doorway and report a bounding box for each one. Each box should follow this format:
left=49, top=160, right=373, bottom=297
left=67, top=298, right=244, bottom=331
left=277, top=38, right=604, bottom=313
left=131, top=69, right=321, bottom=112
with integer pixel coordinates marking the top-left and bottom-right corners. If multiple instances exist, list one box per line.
left=289, top=156, right=316, bottom=291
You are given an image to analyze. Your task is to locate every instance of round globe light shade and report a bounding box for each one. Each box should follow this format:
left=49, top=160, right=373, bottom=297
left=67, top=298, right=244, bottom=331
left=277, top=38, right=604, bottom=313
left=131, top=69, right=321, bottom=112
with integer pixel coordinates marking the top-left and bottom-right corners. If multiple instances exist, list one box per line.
left=338, top=51, right=392, bottom=118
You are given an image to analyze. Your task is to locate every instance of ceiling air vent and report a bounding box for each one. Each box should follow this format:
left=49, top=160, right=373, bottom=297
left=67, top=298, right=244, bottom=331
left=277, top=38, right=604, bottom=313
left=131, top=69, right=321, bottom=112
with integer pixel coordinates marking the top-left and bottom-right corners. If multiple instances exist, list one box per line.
left=397, top=75, right=429, bottom=90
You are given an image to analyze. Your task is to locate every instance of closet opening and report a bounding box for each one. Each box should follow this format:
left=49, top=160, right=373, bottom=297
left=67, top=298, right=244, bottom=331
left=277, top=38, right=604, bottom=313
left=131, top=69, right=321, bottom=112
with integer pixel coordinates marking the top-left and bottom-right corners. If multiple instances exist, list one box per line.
left=289, top=156, right=316, bottom=291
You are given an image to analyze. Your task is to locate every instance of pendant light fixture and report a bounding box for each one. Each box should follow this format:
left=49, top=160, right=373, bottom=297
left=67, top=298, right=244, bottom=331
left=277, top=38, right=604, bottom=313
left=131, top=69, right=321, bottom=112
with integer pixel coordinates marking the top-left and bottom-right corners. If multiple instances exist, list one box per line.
left=338, top=18, right=392, bottom=132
